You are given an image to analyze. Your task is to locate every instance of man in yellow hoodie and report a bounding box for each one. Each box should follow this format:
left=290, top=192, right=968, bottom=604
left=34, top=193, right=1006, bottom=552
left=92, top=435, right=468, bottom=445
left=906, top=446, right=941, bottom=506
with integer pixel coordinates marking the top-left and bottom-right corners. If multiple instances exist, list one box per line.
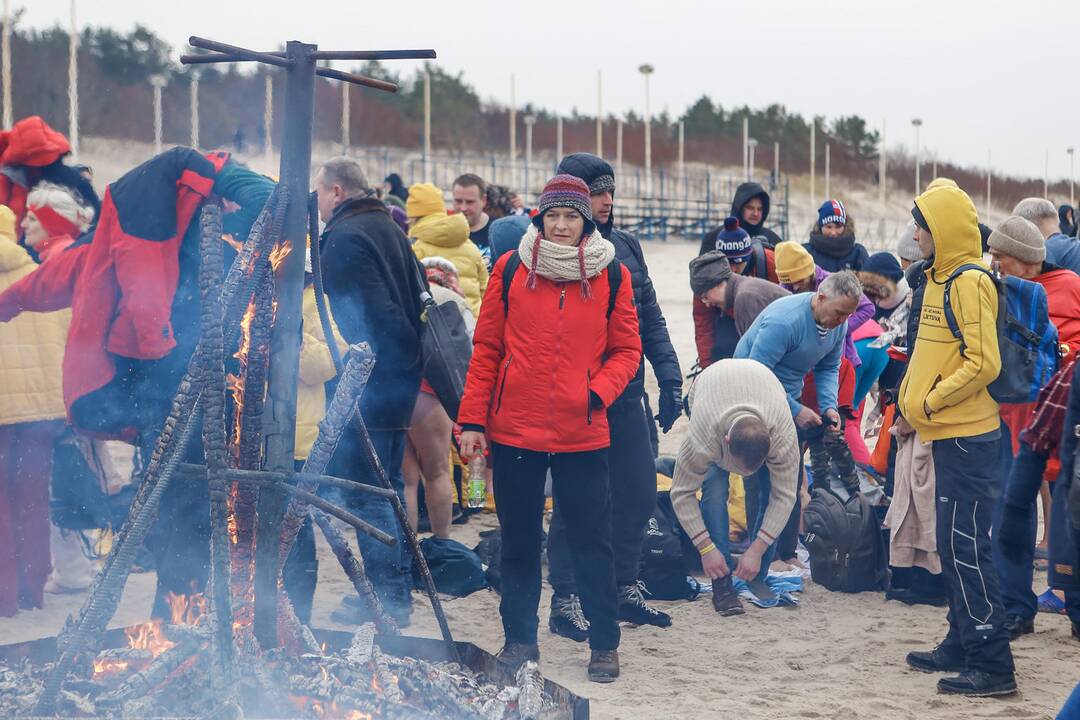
left=897, top=184, right=1016, bottom=697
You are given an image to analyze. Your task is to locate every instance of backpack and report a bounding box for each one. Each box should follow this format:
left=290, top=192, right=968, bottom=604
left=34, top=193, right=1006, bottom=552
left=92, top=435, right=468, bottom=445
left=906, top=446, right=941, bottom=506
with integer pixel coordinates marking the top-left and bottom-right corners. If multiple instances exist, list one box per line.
left=942, top=264, right=1058, bottom=404
left=803, top=487, right=887, bottom=593
left=638, top=492, right=702, bottom=600
left=51, top=430, right=112, bottom=530
left=411, top=536, right=488, bottom=597
left=501, top=253, right=623, bottom=318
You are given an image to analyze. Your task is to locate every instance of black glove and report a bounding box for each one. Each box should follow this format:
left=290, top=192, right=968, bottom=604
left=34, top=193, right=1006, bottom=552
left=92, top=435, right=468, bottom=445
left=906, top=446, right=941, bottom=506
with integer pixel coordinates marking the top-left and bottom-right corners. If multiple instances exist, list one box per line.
left=656, top=385, right=683, bottom=433
left=997, top=503, right=1034, bottom=565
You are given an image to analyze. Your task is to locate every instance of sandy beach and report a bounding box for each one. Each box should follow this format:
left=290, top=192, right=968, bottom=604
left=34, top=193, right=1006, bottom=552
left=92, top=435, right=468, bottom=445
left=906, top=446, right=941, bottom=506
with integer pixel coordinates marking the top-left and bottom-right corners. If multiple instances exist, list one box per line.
left=1, top=206, right=1076, bottom=720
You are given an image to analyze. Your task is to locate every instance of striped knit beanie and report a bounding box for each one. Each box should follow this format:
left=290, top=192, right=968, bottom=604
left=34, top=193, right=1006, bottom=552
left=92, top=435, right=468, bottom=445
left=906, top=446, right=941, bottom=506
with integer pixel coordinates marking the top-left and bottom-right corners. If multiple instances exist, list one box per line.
left=531, top=174, right=595, bottom=234
left=818, top=199, right=847, bottom=227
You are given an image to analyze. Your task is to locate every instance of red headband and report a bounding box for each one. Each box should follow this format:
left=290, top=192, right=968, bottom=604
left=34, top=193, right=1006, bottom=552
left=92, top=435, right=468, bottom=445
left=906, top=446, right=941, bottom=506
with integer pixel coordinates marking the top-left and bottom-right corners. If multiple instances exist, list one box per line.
left=28, top=204, right=80, bottom=240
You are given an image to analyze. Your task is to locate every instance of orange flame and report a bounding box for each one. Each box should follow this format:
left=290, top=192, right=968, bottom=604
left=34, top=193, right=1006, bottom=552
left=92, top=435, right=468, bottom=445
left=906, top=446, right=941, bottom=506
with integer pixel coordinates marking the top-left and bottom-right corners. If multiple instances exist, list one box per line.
left=92, top=657, right=129, bottom=678
left=222, top=233, right=243, bottom=253
left=166, top=591, right=208, bottom=626
left=287, top=696, right=372, bottom=720
left=269, top=241, right=292, bottom=273
left=125, top=620, right=175, bottom=658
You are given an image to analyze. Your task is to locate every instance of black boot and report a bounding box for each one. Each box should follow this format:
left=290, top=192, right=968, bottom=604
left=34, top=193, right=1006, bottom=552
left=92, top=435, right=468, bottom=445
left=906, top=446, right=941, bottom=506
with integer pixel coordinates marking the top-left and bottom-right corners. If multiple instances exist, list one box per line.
left=548, top=594, right=590, bottom=642
left=497, top=642, right=540, bottom=671
left=1003, top=614, right=1034, bottom=640
left=618, top=581, right=672, bottom=628
left=937, top=671, right=1017, bottom=697
left=906, top=644, right=965, bottom=673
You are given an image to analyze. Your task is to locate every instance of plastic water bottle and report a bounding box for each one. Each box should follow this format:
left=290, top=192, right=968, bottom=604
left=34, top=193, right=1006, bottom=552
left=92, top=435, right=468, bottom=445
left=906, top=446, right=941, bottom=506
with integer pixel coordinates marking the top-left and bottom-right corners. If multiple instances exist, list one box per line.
left=466, top=454, right=486, bottom=509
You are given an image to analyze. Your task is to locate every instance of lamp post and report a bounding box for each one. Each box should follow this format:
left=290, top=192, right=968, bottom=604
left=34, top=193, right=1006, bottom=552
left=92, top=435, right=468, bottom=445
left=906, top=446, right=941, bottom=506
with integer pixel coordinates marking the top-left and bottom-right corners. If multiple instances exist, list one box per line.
left=263, top=73, right=273, bottom=161
left=555, top=115, right=563, bottom=164
left=912, top=117, right=923, bottom=195
left=616, top=118, right=624, bottom=178
left=747, top=137, right=758, bottom=182
left=68, top=0, right=79, bottom=158
left=639, top=63, right=654, bottom=196
left=189, top=70, right=200, bottom=149
left=340, top=80, right=349, bottom=154
left=524, top=113, right=536, bottom=196
left=1068, top=147, right=1075, bottom=206
left=2, top=0, right=12, bottom=128
left=596, top=69, right=603, bottom=155
left=422, top=70, right=431, bottom=183
left=150, top=74, right=167, bottom=155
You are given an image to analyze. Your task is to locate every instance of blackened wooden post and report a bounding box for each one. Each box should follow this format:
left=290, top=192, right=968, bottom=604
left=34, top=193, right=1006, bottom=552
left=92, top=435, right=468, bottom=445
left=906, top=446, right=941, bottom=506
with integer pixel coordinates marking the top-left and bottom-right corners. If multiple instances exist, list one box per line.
left=254, top=39, right=316, bottom=649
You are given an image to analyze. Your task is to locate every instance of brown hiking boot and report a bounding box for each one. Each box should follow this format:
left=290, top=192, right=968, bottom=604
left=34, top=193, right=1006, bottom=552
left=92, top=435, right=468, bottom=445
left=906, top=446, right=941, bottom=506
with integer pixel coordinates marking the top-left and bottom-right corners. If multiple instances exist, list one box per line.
left=497, top=642, right=540, bottom=671
left=587, top=649, right=620, bottom=683
left=712, top=575, right=745, bottom=616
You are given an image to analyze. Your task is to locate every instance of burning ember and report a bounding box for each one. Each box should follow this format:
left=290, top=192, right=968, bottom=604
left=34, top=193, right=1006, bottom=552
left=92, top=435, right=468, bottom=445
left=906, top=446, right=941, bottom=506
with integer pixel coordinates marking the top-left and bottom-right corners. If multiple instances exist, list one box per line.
left=268, top=240, right=292, bottom=272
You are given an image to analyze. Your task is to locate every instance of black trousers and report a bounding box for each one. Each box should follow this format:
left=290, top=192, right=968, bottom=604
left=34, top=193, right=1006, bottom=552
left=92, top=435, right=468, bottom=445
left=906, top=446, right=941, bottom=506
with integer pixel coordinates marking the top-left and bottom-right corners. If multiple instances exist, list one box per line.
left=932, top=432, right=1015, bottom=675
left=548, top=400, right=657, bottom=594
left=492, top=442, right=619, bottom=651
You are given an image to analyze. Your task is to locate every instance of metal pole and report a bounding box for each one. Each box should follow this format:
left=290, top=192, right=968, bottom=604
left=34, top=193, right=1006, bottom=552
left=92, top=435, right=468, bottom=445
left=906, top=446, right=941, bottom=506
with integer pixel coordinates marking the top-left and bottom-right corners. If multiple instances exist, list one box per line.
left=596, top=69, right=602, bottom=155
left=879, top=118, right=886, bottom=206
left=524, top=115, right=535, bottom=195
left=151, top=76, right=165, bottom=155
left=255, top=39, right=316, bottom=649
left=678, top=120, right=685, bottom=182
left=824, top=143, right=831, bottom=200
left=189, top=73, right=199, bottom=149
left=509, top=73, right=516, bottom=178
left=913, top=118, right=922, bottom=195
left=742, top=116, right=749, bottom=180
left=1044, top=148, right=1049, bottom=197
left=341, top=80, right=349, bottom=154
left=263, top=73, right=273, bottom=162
left=644, top=72, right=652, bottom=196
left=2, top=0, right=11, bottom=128
left=809, top=121, right=815, bottom=201
left=616, top=118, right=623, bottom=178
left=68, top=0, right=78, bottom=158
left=773, top=140, right=780, bottom=183
left=986, top=150, right=992, bottom=224
left=1069, top=148, right=1075, bottom=206
left=556, top=115, right=563, bottom=163
left=423, top=71, right=431, bottom=183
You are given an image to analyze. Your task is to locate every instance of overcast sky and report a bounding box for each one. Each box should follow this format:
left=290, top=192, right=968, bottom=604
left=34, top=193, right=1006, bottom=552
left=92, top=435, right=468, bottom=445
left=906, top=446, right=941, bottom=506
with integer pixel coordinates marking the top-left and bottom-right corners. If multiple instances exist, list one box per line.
left=17, top=0, right=1078, bottom=180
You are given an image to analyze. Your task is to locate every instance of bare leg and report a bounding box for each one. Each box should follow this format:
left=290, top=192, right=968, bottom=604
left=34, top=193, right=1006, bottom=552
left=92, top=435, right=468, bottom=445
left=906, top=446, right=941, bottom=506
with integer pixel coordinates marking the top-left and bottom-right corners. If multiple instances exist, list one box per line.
left=410, top=393, right=454, bottom=538
left=1037, top=480, right=1051, bottom=549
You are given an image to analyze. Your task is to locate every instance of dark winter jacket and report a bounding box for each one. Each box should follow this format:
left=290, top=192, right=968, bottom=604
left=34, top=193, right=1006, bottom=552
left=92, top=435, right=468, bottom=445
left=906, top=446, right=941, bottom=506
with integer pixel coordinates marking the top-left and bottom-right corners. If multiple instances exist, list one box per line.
left=555, top=152, right=682, bottom=407
left=320, top=196, right=427, bottom=429
left=0, top=149, right=272, bottom=439
left=1060, top=204, right=1077, bottom=238
left=0, top=116, right=100, bottom=230
left=457, top=249, right=641, bottom=453
left=1050, top=361, right=1080, bottom=592
left=488, top=214, right=531, bottom=267
left=385, top=173, right=409, bottom=204
left=698, top=181, right=782, bottom=250
left=804, top=217, right=869, bottom=272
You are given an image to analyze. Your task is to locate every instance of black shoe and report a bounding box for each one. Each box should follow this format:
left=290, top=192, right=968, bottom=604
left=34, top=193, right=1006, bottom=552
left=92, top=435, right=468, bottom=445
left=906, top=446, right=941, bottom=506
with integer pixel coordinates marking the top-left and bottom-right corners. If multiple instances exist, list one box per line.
left=497, top=642, right=540, bottom=671
left=937, top=671, right=1017, bottom=697
left=451, top=503, right=467, bottom=525
left=1072, top=621, right=1080, bottom=641
left=618, top=582, right=672, bottom=628
left=906, top=645, right=966, bottom=674
left=1003, top=614, right=1034, bottom=640
left=548, top=594, right=590, bottom=642
left=587, top=649, right=620, bottom=683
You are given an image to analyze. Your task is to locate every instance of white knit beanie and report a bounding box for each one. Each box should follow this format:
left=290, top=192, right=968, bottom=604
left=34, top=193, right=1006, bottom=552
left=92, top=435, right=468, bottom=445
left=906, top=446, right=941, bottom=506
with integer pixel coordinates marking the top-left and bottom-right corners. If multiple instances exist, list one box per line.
left=896, top=221, right=920, bottom=262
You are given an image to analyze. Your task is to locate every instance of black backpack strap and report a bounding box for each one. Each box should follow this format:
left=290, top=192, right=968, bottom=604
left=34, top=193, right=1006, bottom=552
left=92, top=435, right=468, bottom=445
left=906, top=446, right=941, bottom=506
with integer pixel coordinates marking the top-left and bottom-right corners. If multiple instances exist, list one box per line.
left=501, top=253, right=522, bottom=315
left=606, top=258, right=623, bottom=319
left=941, top=262, right=1001, bottom=358
left=751, top=240, right=768, bottom=279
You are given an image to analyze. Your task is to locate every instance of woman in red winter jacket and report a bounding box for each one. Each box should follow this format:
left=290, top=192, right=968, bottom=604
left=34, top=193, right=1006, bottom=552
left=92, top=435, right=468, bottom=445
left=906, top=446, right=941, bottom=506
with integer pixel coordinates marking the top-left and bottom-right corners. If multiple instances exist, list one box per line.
left=458, top=175, right=641, bottom=683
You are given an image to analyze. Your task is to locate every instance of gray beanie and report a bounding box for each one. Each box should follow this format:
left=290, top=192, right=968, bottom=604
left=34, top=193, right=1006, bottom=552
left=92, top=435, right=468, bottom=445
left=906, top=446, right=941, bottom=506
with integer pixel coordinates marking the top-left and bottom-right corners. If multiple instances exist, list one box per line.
left=988, top=215, right=1045, bottom=264
left=896, top=221, right=921, bottom=262
left=689, top=251, right=733, bottom=295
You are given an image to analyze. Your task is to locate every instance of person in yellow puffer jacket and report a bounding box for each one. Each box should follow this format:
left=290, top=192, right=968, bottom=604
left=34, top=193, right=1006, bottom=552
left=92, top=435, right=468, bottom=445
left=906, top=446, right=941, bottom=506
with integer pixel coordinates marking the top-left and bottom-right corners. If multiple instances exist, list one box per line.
left=286, top=276, right=348, bottom=623
left=407, top=183, right=488, bottom=315
left=895, top=184, right=1017, bottom=696
left=0, top=205, right=69, bottom=617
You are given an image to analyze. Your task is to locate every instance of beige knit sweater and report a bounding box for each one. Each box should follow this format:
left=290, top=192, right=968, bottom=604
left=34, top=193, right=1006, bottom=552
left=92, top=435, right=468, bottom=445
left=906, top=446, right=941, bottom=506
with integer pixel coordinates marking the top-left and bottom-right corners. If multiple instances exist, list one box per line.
left=670, top=359, right=800, bottom=548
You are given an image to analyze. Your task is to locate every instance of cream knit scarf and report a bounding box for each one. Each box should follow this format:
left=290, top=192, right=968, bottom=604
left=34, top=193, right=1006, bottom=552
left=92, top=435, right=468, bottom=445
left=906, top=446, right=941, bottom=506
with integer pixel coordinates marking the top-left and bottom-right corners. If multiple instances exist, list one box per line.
left=518, top=224, right=616, bottom=298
